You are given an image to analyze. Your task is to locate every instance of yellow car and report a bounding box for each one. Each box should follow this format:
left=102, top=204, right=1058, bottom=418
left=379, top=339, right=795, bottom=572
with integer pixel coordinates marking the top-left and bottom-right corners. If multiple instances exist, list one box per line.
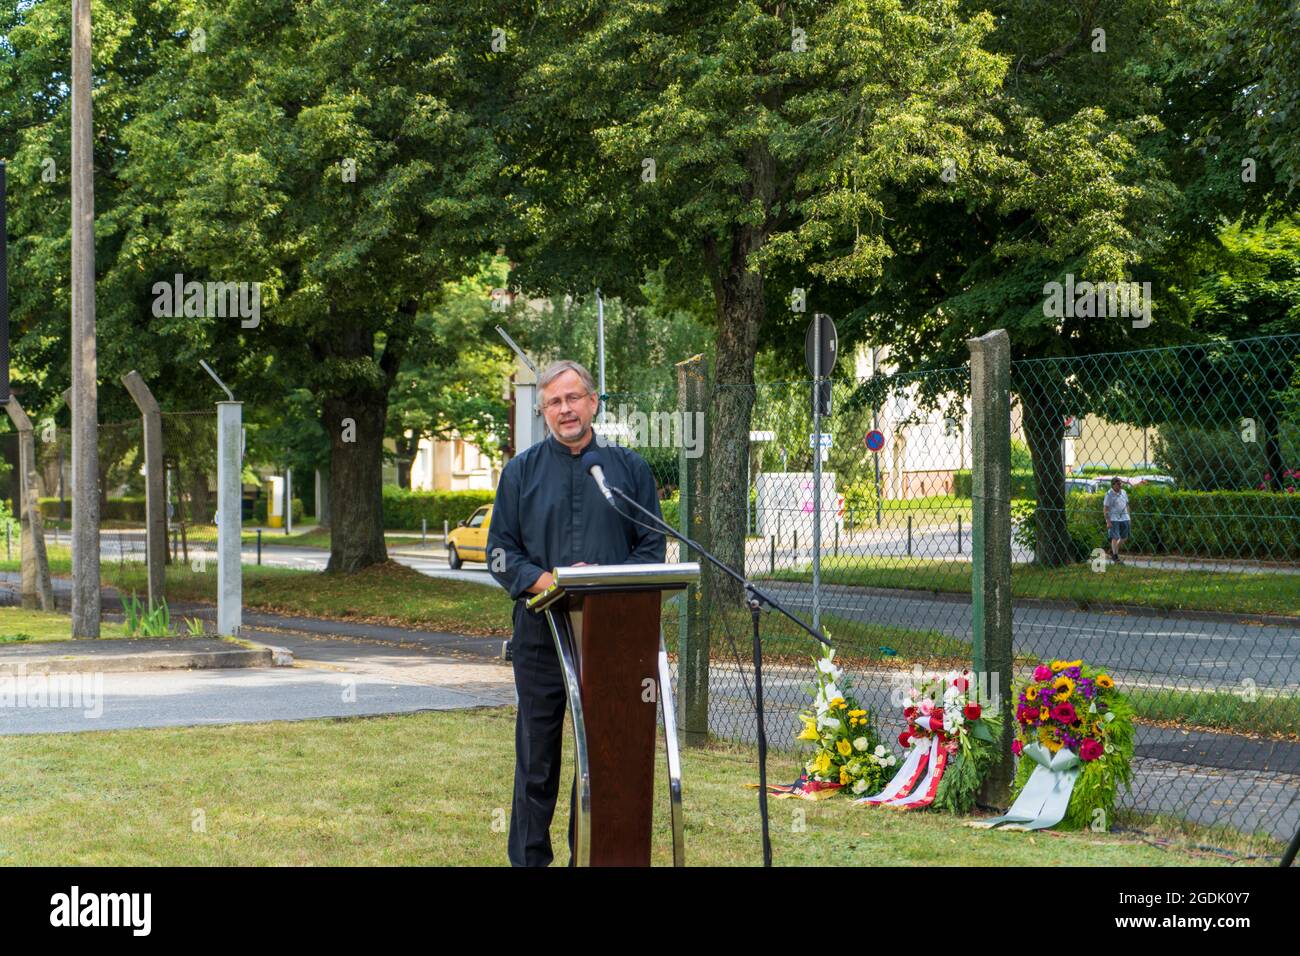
left=446, top=504, right=493, bottom=569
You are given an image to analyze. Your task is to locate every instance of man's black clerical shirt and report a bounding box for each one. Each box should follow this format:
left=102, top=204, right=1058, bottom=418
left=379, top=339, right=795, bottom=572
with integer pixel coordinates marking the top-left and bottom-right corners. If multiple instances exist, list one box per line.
left=488, top=431, right=667, bottom=600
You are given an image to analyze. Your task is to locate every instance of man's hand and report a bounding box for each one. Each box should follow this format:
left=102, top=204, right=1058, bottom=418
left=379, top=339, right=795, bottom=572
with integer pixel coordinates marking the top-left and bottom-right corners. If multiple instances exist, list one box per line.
left=528, top=570, right=555, bottom=594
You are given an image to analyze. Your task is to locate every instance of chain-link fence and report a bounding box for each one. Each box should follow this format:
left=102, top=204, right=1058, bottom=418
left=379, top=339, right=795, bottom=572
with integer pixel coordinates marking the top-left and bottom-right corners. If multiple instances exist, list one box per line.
left=0, top=409, right=220, bottom=574
left=658, top=334, right=1300, bottom=848
left=1009, top=334, right=1300, bottom=844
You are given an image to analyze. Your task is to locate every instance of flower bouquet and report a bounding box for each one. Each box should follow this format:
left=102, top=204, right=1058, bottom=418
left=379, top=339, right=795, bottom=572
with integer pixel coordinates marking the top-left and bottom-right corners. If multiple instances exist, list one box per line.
left=790, top=647, right=896, bottom=799
left=983, top=659, right=1133, bottom=830
left=860, top=669, right=1001, bottom=812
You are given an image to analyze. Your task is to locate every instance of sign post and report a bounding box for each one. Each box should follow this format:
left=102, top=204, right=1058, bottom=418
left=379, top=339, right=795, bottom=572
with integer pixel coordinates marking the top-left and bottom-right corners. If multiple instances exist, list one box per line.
left=805, top=314, right=836, bottom=632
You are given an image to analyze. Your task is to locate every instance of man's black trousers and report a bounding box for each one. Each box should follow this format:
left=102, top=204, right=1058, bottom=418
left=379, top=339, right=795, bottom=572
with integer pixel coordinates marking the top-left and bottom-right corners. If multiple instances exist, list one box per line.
left=508, top=600, right=576, bottom=867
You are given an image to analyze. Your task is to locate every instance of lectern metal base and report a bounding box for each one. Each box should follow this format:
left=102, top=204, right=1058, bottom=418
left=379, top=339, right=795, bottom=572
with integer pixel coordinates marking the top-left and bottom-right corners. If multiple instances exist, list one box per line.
left=542, top=608, right=685, bottom=867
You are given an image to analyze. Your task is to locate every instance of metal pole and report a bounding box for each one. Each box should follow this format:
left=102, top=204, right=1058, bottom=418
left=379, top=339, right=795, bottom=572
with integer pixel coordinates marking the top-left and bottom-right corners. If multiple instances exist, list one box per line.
left=285, top=466, right=292, bottom=535
left=595, top=288, right=606, bottom=425
left=908, top=515, right=913, bottom=556
left=769, top=535, right=775, bottom=574
left=958, top=515, right=963, bottom=555
left=256, top=528, right=261, bottom=566
left=422, top=518, right=427, bottom=546
left=70, top=0, right=100, bottom=637
left=812, top=317, right=822, bottom=633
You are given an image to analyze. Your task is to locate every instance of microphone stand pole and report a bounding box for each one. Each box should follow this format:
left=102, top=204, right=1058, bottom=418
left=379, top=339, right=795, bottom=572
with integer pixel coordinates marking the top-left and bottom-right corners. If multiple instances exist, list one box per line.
left=603, top=482, right=831, bottom=868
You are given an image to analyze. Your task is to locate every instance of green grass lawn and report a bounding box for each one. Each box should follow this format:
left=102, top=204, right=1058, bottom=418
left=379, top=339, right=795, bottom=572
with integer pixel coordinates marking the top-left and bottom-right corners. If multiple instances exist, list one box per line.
left=0, top=706, right=1251, bottom=866
left=848, top=494, right=972, bottom=529
left=767, top=556, right=1300, bottom=618
left=0, top=608, right=74, bottom=642
left=1, top=546, right=517, bottom=637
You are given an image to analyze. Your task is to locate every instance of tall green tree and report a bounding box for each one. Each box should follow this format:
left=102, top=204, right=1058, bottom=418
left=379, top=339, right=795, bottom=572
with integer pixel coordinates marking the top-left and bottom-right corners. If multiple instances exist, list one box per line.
left=501, top=0, right=1006, bottom=592
left=21, top=0, right=504, bottom=571
left=387, top=264, right=513, bottom=487
left=796, top=0, right=1258, bottom=565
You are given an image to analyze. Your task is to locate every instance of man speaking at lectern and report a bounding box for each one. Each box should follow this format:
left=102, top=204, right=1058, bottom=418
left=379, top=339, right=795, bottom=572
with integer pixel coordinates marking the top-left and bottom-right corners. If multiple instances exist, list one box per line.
left=487, top=359, right=666, bottom=866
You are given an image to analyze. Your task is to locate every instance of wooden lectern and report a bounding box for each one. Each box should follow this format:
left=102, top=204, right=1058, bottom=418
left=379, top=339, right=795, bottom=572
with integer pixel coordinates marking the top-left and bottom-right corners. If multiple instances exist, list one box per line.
left=527, top=562, right=700, bottom=867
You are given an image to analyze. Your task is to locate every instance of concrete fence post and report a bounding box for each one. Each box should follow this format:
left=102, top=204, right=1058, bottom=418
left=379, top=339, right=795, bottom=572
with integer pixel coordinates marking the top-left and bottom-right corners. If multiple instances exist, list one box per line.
left=676, top=354, right=710, bottom=747
left=4, top=398, right=54, bottom=610
left=121, top=371, right=166, bottom=609
left=968, top=329, right=1014, bottom=806
left=217, top=401, right=243, bottom=636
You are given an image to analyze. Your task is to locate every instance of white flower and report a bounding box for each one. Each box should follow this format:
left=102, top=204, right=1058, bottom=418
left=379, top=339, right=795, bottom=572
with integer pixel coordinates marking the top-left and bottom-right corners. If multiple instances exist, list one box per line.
left=853, top=737, right=868, bottom=752
left=852, top=778, right=869, bottom=794
left=817, top=715, right=842, bottom=734
left=886, top=755, right=897, bottom=766
left=816, top=651, right=837, bottom=675
left=943, top=684, right=961, bottom=702
left=873, top=744, right=886, bottom=757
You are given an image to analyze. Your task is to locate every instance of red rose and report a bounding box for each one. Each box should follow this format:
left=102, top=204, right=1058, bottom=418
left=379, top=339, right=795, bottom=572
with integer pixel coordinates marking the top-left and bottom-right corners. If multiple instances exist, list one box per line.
left=897, top=731, right=912, bottom=748
left=903, top=706, right=918, bottom=719
left=963, top=703, right=982, bottom=721
left=953, top=676, right=969, bottom=693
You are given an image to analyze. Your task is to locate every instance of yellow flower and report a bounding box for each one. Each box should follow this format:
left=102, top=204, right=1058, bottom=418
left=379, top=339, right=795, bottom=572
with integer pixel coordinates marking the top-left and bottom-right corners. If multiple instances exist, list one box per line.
left=1096, top=674, right=1114, bottom=690
left=1091, top=720, right=1105, bottom=737
left=837, top=739, right=852, bottom=757
left=797, top=715, right=819, bottom=741
left=1026, top=685, right=1040, bottom=702
left=849, top=709, right=867, bottom=718
left=813, top=751, right=832, bottom=774
left=839, top=767, right=851, bottom=785
left=1067, top=659, right=1082, bottom=669
left=1038, top=727, right=1063, bottom=753
left=830, top=697, right=847, bottom=710
left=1038, top=706, right=1050, bottom=722
left=1050, top=660, right=1068, bottom=673
left=1052, top=676, right=1075, bottom=700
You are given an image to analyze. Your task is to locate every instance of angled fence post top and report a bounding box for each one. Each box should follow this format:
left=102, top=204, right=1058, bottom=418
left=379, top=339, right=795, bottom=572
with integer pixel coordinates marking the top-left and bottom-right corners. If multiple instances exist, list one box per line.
left=121, top=370, right=161, bottom=416
left=4, top=395, right=32, bottom=431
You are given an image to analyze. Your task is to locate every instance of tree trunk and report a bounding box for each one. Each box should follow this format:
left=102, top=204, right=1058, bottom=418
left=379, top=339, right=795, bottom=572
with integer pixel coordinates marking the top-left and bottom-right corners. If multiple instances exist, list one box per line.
left=395, top=432, right=419, bottom=489
left=703, top=143, right=774, bottom=605
left=323, top=393, right=389, bottom=572
left=706, top=249, right=766, bottom=603
left=1020, top=385, right=1073, bottom=567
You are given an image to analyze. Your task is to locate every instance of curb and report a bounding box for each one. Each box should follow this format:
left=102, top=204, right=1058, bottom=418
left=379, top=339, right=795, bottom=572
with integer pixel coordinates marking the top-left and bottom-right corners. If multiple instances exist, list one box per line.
left=0, top=640, right=294, bottom=676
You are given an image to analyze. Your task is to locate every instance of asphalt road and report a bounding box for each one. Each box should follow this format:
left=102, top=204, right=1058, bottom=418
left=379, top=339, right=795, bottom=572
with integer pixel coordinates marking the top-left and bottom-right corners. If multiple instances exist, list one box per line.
left=82, top=533, right=1300, bottom=692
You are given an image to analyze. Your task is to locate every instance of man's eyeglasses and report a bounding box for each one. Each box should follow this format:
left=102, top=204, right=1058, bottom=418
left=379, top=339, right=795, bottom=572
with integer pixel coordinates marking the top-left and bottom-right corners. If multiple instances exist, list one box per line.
left=541, top=391, right=593, bottom=412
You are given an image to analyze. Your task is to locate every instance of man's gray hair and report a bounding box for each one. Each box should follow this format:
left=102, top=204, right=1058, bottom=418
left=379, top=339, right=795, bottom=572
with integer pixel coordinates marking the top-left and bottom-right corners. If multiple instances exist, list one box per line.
left=539, top=359, right=597, bottom=396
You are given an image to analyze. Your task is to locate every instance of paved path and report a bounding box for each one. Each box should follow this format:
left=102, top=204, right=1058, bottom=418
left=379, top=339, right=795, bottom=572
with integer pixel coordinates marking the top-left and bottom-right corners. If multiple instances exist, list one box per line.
left=0, top=609, right=515, bottom=735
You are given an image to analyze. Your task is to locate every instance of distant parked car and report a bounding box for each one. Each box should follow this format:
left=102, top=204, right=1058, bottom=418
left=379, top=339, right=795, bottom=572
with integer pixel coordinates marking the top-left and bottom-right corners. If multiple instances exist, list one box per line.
left=1064, top=477, right=1104, bottom=494
left=446, top=504, right=493, bottom=569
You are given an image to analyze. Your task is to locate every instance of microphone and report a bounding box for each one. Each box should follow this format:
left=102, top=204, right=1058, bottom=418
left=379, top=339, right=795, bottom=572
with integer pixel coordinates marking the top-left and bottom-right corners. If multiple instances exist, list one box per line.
left=580, top=450, right=616, bottom=504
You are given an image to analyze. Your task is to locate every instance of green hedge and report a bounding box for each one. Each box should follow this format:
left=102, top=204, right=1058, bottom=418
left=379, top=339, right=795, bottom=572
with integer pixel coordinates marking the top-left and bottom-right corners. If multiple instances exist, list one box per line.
left=382, top=486, right=495, bottom=530
left=254, top=497, right=305, bottom=525
left=1065, top=489, right=1300, bottom=561
left=38, top=496, right=147, bottom=522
